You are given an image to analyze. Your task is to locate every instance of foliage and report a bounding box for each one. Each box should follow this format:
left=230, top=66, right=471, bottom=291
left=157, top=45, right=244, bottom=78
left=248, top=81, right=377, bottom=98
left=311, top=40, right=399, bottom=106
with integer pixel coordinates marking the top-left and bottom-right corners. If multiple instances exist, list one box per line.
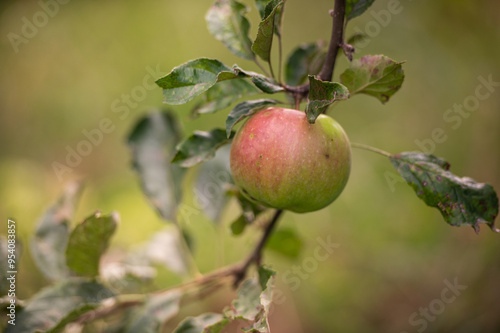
left=9, top=0, right=498, bottom=332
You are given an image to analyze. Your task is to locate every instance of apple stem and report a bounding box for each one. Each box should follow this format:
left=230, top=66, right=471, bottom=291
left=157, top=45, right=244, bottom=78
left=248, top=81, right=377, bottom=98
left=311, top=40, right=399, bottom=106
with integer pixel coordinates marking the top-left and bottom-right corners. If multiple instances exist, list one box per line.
left=233, top=209, right=284, bottom=287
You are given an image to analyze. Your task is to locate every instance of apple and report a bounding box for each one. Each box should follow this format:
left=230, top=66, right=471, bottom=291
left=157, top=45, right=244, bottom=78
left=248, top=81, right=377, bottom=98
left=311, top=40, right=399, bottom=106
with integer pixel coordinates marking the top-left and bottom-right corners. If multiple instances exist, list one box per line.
left=230, top=107, right=351, bottom=213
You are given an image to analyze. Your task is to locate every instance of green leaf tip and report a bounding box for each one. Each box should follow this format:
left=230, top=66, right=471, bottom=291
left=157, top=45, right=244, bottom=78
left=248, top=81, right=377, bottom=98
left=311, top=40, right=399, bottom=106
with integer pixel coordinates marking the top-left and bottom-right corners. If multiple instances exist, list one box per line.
left=390, top=152, right=499, bottom=233
left=346, top=0, right=376, bottom=21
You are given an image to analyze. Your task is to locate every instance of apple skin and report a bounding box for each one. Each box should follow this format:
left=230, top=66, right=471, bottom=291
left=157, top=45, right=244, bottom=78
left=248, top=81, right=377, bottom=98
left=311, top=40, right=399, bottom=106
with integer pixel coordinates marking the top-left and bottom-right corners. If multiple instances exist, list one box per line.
left=230, top=107, right=351, bottom=213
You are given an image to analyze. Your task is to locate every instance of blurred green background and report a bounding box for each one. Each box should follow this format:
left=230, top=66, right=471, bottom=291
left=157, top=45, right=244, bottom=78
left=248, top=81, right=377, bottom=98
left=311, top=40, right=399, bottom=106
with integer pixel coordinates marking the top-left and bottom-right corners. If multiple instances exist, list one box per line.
left=1, top=0, right=499, bottom=332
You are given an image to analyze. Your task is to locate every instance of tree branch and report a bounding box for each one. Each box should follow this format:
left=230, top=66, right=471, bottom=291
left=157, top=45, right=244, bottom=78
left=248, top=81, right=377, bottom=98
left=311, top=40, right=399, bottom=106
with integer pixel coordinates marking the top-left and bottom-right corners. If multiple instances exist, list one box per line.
left=284, top=0, right=346, bottom=104
left=75, top=209, right=285, bottom=326
left=233, top=209, right=283, bottom=286
left=318, top=0, right=346, bottom=81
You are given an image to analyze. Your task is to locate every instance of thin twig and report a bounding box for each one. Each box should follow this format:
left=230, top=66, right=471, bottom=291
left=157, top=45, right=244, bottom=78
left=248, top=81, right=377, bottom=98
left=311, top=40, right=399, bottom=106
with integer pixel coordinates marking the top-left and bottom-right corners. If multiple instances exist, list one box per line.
left=350, top=142, right=391, bottom=157
left=75, top=298, right=143, bottom=325
left=233, top=209, right=283, bottom=287
left=255, top=57, right=272, bottom=78
left=268, top=59, right=277, bottom=82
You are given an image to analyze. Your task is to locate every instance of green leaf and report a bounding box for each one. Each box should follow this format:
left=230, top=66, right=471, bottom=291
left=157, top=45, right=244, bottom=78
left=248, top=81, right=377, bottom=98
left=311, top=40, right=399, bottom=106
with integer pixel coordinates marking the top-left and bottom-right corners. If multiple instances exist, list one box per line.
left=125, top=291, right=181, bottom=333
left=5, top=279, right=114, bottom=333
left=265, top=0, right=285, bottom=36
left=206, top=0, right=254, bottom=60
left=266, top=228, right=303, bottom=258
left=346, top=32, right=368, bottom=46
left=251, top=1, right=284, bottom=62
left=285, top=42, right=326, bottom=86
left=230, top=215, right=248, bottom=236
left=390, top=152, right=499, bottom=233
left=240, top=267, right=275, bottom=332
left=230, top=186, right=270, bottom=236
left=30, top=181, right=82, bottom=282
left=345, top=0, right=376, bottom=21
left=225, top=99, right=280, bottom=137
left=251, top=75, right=284, bottom=93
left=226, top=266, right=276, bottom=332
left=172, top=129, right=232, bottom=167
left=127, top=110, right=185, bottom=222
left=194, top=145, right=233, bottom=223
left=173, top=313, right=229, bottom=333
left=340, top=55, right=405, bottom=103
left=233, top=66, right=284, bottom=94
left=339, top=33, right=368, bottom=60
left=192, top=79, right=260, bottom=116
left=306, top=76, right=349, bottom=123
left=66, top=211, right=118, bottom=277
left=254, top=0, right=270, bottom=19
left=156, top=58, right=243, bottom=105
left=230, top=281, right=262, bottom=320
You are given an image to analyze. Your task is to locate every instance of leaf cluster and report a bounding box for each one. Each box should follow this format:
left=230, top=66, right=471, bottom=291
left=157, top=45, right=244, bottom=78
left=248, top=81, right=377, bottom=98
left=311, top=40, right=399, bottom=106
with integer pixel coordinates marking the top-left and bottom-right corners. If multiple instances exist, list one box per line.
left=9, top=1, right=499, bottom=333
